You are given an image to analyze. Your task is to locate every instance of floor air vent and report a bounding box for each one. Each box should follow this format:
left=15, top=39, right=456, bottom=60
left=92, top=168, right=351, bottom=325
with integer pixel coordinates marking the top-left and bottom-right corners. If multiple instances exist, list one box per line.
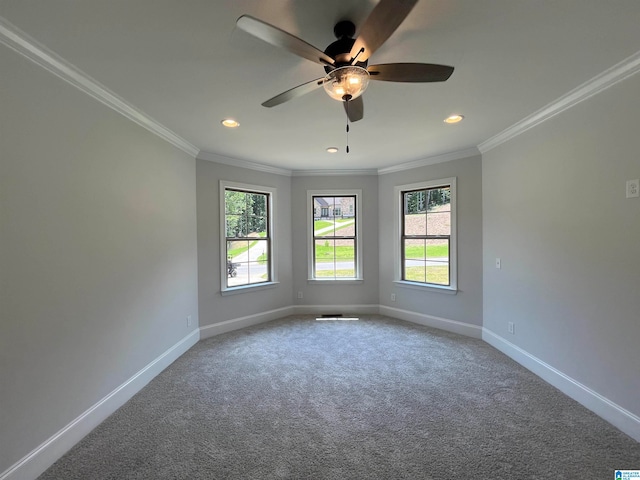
left=315, top=314, right=360, bottom=321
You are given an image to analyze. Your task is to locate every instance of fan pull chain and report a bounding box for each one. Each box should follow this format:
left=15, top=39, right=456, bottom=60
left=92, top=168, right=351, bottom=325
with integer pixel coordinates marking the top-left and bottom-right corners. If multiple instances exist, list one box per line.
left=345, top=97, right=350, bottom=154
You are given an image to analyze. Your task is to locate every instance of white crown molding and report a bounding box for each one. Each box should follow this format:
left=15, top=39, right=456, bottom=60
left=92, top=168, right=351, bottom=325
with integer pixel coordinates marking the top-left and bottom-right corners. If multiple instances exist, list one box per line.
left=292, top=168, right=379, bottom=177
left=197, top=151, right=293, bottom=177
left=0, top=16, right=199, bottom=158
left=377, top=147, right=481, bottom=175
left=479, top=50, right=640, bottom=154
left=199, top=147, right=480, bottom=177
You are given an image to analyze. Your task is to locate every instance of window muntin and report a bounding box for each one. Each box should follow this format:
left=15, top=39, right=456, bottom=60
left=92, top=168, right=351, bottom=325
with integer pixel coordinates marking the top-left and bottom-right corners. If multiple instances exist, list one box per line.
left=223, top=185, right=272, bottom=289
left=398, top=179, right=456, bottom=290
left=310, top=194, right=359, bottom=280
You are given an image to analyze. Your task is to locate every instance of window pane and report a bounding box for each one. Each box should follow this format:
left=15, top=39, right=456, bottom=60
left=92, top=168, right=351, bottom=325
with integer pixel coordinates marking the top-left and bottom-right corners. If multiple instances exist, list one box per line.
left=315, top=237, right=335, bottom=278
left=335, top=239, right=355, bottom=277
left=315, top=266, right=336, bottom=277
left=335, top=259, right=355, bottom=277
left=252, top=239, right=269, bottom=265
left=336, top=197, right=354, bottom=217
left=404, top=212, right=426, bottom=236
left=404, top=261, right=426, bottom=283
left=334, top=220, right=355, bottom=238
left=314, top=239, right=356, bottom=278
left=226, top=239, right=248, bottom=287
left=404, top=239, right=426, bottom=260
left=427, top=188, right=450, bottom=211
left=249, top=216, right=267, bottom=236
left=238, top=218, right=250, bottom=238
left=426, top=212, right=450, bottom=236
left=227, top=239, right=250, bottom=261
left=315, top=238, right=335, bottom=264
left=314, top=218, right=332, bottom=237
left=426, top=239, right=448, bottom=259
left=426, top=265, right=449, bottom=285
left=226, top=215, right=242, bottom=238
left=250, top=193, right=267, bottom=216
left=227, top=270, right=244, bottom=287
left=247, top=260, right=269, bottom=284
left=404, top=191, right=425, bottom=214
left=404, top=238, right=425, bottom=282
left=225, top=190, right=246, bottom=214
left=426, top=238, right=449, bottom=285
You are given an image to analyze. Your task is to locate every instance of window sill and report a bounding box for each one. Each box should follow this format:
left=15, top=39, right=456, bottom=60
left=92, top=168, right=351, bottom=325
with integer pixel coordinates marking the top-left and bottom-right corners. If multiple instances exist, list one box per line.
left=307, top=278, right=364, bottom=285
left=393, top=280, right=458, bottom=295
left=221, top=281, right=279, bottom=296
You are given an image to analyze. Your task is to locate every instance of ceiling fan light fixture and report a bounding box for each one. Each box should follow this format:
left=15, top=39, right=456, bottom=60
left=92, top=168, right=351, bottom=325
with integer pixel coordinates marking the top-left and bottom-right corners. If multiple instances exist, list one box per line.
left=221, top=118, right=240, bottom=128
left=444, top=114, right=464, bottom=124
left=323, top=66, right=370, bottom=102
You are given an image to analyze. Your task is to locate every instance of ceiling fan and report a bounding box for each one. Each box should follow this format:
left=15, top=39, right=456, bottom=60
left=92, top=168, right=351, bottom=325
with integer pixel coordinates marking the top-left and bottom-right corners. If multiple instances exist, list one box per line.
left=236, top=0, right=454, bottom=122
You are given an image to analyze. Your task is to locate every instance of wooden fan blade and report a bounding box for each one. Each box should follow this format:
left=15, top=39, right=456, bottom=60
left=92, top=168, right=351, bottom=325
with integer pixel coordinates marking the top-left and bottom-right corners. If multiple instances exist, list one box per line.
left=349, top=0, right=418, bottom=62
left=262, top=78, right=325, bottom=107
left=343, top=96, right=364, bottom=122
left=237, top=15, right=335, bottom=66
left=368, top=63, right=454, bottom=82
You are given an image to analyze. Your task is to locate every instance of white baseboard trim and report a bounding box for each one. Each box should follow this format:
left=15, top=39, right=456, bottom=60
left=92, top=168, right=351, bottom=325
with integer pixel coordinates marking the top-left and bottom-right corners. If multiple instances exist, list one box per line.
left=0, top=328, right=200, bottom=480
left=379, top=305, right=483, bottom=339
left=293, top=304, right=380, bottom=316
left=482, top=328, right=640, bottom=442
left=199, top=306, right=295, bottom=339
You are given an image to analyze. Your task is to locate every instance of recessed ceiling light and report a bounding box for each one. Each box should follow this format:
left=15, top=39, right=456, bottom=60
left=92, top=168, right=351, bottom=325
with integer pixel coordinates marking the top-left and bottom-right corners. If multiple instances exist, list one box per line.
left=444, top=114, right=464, bottom=124
left=326, top=147, right=339, bottom=153
left=221, top=119, right=240, bottom=128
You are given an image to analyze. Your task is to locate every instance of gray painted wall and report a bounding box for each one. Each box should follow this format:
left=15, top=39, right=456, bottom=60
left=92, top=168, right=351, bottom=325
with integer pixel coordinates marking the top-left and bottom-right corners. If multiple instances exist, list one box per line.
left=0, top=49, right=199, bottom=472
left=378, top=156, right=484, bottom=326
left=482, top=74, right=640, bottom=417
left=196, top=159, right=293, bottom=325
left=291, top=175, right=380, bottom=308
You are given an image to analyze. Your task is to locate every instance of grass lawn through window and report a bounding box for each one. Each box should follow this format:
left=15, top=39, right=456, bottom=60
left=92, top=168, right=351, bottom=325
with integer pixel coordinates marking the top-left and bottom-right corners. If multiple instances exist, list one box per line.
left=314, top=244, right=354, bottom=262
left=313, top=218, right=354, bottom=236
left=404, top=244, right=449, bottom=258
left=405, top=266, right=449, bottom=284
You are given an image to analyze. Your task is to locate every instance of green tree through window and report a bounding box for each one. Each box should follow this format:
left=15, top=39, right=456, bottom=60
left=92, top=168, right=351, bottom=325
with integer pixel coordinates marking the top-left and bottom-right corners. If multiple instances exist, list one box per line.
left=224, top=187, right=271, bottom=288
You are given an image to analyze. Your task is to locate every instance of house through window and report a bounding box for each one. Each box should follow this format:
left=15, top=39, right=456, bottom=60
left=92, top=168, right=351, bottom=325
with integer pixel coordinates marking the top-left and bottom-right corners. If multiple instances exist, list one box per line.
left=308, top=190, right=362, bottom=281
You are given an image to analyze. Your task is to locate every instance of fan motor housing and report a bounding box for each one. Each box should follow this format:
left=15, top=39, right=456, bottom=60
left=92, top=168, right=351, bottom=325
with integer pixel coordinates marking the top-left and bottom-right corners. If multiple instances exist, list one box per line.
left=324, top=20, right=368, bottom=73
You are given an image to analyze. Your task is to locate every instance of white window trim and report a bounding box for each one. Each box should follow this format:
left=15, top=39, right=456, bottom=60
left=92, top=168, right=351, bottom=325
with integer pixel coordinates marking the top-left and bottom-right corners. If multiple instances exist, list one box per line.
left=220, top=180, right=278, bottom=294
left=307, top=189, right=363, bottom=283
left=394, top=177, right=457, bottom=293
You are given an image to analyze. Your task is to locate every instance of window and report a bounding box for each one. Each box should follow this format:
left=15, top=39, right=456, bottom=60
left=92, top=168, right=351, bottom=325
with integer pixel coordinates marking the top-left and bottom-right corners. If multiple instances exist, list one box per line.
left=221, top=181, right=275, bottom=292
left=396, top=178, right=457, bottom=292
left=307, top=190, right=362, bottom=281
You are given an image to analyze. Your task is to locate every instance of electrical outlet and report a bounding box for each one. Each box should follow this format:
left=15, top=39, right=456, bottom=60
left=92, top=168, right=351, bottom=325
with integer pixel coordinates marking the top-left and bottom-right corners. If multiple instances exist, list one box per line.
left=495, top=258, right=501, bottom=269
left=391, top=293, right=396, bottom=302
left=508, top=322, right=515, bottom=334
left=187, top=315, right=192, bottom=327
left=626, top=179, right=639, bottom=198
left=297, top=291, right=303, bottom=299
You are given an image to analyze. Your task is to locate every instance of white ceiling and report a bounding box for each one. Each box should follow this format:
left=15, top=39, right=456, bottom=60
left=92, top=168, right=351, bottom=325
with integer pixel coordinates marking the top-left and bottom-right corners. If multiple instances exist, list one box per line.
left=2, top=0, right=640, bottom=172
